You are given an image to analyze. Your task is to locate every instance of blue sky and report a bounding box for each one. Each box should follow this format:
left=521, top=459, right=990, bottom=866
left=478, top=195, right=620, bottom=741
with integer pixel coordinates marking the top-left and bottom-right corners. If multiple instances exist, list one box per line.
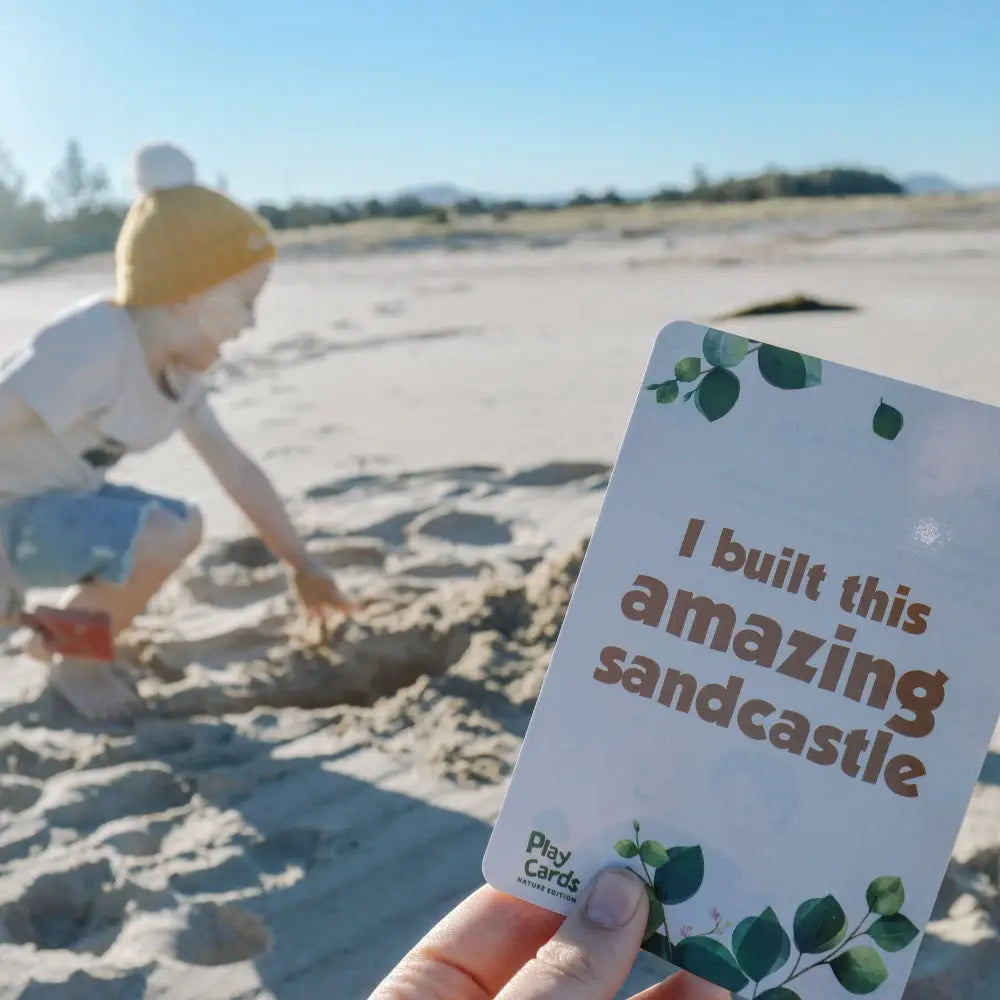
left=1, top=1, right=997, bottom=204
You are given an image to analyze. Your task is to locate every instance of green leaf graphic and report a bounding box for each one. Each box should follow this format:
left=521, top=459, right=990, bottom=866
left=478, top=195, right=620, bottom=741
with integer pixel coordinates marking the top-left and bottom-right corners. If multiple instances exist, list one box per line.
left=694, top=368, right=740, bottom=422
left=645, top=893, right=666, bottom=942
left=757, top=990, right=802, bottom=1000
left=675, top=357, right=702, bottom=382
left=672, top=936, right=749, bottom=993
left=614, top=839, right=639, bottom=859
left=643, top=932, right=671, bottom=962
left=866, top=875, right=905, bottom=916
left=869, top=914, right=919, bottom=952
left=684, top=388, right=697, bottom=401
left=793, top=895, right=847, bottom=954
left=653, top=845, right=705, bottom=904
left=732, top=906, right=791, bottom=982
left=757, top=344, right=822, bottom=390
left=873, top=402, right=904, bottom=440
left=638, top=840, right=670, bottom=868
left=656, top=380, right=679, bottom=404
left=829, top=946, right=889, bottom=994
left=703, top=329, right=750, bottom=368
left=645, top=382, right=662, bottom=390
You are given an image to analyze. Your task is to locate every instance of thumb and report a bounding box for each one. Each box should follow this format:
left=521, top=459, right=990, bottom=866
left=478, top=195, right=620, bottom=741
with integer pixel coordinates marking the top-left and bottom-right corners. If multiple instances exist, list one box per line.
left=497, top=867, right=648, bottom=1000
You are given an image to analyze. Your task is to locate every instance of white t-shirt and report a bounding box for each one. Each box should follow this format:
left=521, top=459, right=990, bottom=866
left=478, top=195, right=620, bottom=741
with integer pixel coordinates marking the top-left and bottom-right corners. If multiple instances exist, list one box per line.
left=0, top=295, right=208, bottom=504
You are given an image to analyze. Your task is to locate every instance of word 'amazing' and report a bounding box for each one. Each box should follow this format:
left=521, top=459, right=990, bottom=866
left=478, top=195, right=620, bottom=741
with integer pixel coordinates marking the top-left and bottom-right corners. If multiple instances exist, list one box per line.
left=592, top=526, right=948, bottom=799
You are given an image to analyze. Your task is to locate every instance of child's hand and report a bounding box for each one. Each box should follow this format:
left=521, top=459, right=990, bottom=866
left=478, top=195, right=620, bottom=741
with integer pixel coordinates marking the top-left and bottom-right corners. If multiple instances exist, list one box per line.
left=291, top=557, right=358, bottom=624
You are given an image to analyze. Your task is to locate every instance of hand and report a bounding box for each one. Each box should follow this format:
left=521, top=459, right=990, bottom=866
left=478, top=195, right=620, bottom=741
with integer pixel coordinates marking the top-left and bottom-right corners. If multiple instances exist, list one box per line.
left=369, top=868, right=731, bottom=1000
left=291, top=557, right=358, bottom=624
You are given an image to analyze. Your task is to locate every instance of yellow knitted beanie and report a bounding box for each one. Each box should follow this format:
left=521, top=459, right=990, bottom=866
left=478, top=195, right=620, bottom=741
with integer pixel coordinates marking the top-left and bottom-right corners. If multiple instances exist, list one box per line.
left=115, top=143, right=276, bottom=308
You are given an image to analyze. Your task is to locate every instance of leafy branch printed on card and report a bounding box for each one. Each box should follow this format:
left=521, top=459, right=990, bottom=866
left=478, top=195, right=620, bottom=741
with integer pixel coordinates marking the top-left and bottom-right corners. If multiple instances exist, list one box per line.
left=645, top=329, right=904, bottom=441
left=617, top=822, right=919, bottom=997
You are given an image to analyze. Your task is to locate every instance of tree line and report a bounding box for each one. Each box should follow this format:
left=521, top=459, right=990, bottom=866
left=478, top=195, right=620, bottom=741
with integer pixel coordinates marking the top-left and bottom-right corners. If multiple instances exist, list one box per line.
left=1, top=139, right=906, bottom=258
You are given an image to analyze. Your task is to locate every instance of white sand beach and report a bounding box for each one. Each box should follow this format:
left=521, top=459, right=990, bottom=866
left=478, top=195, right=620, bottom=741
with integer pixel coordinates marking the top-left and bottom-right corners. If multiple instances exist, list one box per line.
left=0, top=196, right=997, bottom=998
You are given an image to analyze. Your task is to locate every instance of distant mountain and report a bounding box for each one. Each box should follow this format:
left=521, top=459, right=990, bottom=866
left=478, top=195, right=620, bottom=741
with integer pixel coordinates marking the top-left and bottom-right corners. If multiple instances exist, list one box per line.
left=903, top=173, right=964, bottom=194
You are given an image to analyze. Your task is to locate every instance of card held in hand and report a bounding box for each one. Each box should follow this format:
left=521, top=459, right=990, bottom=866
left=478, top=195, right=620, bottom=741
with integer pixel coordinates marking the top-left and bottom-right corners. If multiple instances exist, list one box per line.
left=483, top=321, right=1000, bottom=1000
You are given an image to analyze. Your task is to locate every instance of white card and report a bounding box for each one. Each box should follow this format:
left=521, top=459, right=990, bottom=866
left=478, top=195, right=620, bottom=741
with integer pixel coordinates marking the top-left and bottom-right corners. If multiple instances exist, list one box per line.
left=483, top=321, right=1000, bottom=1000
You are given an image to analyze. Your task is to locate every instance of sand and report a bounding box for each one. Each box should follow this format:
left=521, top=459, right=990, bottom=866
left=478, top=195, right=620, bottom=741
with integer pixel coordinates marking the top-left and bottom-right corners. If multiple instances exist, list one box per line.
left=0, top=198, right=998, bottom=998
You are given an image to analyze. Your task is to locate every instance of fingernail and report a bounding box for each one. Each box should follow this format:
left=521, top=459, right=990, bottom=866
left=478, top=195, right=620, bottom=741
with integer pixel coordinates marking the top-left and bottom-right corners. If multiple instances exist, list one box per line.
left=584, top=868, right=645, bottom=929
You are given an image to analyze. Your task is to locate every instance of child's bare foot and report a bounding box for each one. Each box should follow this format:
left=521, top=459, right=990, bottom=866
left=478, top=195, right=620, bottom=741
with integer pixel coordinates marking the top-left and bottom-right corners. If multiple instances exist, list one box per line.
left=48, top=659, right=143, bottom=721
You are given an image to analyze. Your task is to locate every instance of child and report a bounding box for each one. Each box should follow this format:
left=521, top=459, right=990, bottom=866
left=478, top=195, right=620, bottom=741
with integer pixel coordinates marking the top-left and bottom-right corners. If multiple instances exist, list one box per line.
left=0, top=142, right=354, bottom=721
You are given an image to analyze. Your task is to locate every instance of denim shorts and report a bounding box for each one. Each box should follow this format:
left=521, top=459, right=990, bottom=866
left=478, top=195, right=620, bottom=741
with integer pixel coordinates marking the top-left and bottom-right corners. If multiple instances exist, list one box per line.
left=0, top=483, right=194, bottom=588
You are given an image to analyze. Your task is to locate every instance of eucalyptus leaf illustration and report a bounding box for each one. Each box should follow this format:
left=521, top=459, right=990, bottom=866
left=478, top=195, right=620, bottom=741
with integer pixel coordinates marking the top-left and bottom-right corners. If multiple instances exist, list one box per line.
left=619, top=822, right=919, bottom=996
left=614, top=839, right=640, bottom=859
left=653, top=845, right=705, bottom=904
left=792, top=895, right=847, bottom=954
left=694, top=368, right=740, bottom=422
left=645, top=932, right=671, bottom=962
left=674, top=356, right=702, bottom=382
left=829, top=946, right=889, bottom=994
left=757, top=344, right=822, bottom=389
left=702, top=329, right=750, bottom=368
left=645, top=892, right=666, bottom=942
left=865, top=875, right=905, bottom=916
left=868, top=913, right=919, bottom=952
left=639, top=840, right=670, bottom=868
left=672, top=936, right=749, bottom=993
left=872, top=401, right=903, bottom=440
left=656, top=380, right=679, bottom=404
left=731, top=906, right=791, bottom=982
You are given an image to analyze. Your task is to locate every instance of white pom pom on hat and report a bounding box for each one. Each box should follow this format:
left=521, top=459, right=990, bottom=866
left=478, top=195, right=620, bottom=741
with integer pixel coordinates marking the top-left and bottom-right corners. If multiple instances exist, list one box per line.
left=133, top=142, right=197, bottom=195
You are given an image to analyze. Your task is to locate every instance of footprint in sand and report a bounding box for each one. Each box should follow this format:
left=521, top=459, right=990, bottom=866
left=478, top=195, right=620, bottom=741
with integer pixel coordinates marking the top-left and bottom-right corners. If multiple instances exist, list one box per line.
left=0, top=734, right=90, bottom=780
left=505, top=460, right=611, bottom=487
left=202, top=536, right=277, bottom=570
left=306, top=473, right=386, bottom=499
left=407, top=509, right=513, bottom=546
left=34, top=762, right=191, bottom=832
left=110, top=902, right=271, bottom=967
left=345, top=509, right=427, bottom=547
left=168, top=827, right=322, bottom=896
left=0, top=775, right=43, bottom=814
left=94, top=815, right=177, bottom=858
left=0, top=858, right=120, bottom=950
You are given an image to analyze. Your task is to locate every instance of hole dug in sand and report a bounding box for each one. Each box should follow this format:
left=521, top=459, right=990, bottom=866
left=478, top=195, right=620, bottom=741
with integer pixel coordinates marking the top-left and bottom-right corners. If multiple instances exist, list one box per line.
left=141, top=591, right=475, bottom=717
left=0, top=858, right=270, bottom=968
left=0, top=859, right=166, bottom=954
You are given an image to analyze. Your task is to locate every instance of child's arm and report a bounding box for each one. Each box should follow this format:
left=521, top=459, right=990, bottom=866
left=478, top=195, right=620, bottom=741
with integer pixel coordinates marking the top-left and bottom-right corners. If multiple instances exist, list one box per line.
left=182, top=400, right=355, bottom=615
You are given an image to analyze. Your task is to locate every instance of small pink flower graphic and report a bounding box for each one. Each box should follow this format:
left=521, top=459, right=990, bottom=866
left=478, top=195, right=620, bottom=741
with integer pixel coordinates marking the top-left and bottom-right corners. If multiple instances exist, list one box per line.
left=680, top=924, right=693, bottom=938
left=711, top=907, right=721, bottom=922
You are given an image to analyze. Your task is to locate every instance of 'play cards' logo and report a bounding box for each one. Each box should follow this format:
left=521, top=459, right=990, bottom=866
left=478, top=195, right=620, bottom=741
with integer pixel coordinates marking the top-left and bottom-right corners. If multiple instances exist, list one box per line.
left=517, top=830, right=582, bottom=901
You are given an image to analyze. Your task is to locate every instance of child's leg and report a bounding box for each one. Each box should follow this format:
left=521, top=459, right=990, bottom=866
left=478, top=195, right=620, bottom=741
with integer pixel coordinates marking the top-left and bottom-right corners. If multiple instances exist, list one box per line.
left=26, top=505, right=203, bottom=658
left=2, top=486, right=202, bottom=720
left=38, top=506, right=202, bottom=720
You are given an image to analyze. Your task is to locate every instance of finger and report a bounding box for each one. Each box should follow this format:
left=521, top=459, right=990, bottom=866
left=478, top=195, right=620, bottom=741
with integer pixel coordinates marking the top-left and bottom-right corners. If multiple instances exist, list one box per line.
left=631, top=971, right=732, bottom=1000
left=370, top=885, right=562, bottom=1000
left=497, top=867, right=648, bottom=1000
